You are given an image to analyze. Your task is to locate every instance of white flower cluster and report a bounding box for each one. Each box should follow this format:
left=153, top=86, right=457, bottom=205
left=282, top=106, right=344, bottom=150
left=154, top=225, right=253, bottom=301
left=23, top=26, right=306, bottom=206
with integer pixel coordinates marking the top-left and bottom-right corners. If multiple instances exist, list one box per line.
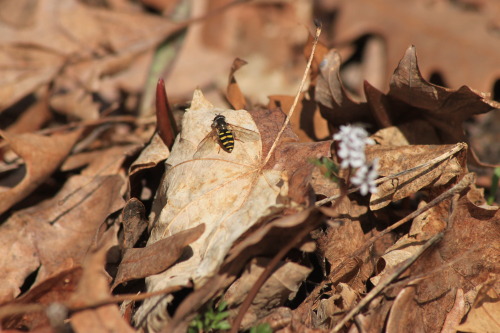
left=333, top=124, right=378, bottom=196
left=350, top=159, right=379, bottom=196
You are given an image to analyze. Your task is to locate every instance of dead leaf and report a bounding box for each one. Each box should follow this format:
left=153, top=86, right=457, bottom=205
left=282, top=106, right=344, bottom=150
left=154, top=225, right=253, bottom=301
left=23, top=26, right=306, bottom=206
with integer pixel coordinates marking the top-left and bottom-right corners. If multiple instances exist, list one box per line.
left=112, top=223, right=205, bottom=289
left=0, top=174, right=124, bottom=303
left=129, top=133, right=170, bottom=177
left=227, top=58, right=248, bottom=110
left=224, top=257, right=311, bottom=329
left=135, top=89, right=286, bottom=329
left=0, top=0, right=179, bottom=117
left=0, top=267, right=82, bottom=331
left=456, top=282, right=500, bottom=333
left=366, top=143, right=467, bottom=210
left=268, top=94, right=330, bottom=142
left=381, top=193, right=500, bottom=332
left=315, top=49, right=372, bottom=126
left=121, top=199, right=149, bottom=251
left=388, top=46, right=500, bottom=166
left=329, top=0, right=500, bottom=93
left=165, top=208, right=326, bottom=333
left=0, top=129, right=82, bottom=215
left=69, top=227, right=135, bottom=333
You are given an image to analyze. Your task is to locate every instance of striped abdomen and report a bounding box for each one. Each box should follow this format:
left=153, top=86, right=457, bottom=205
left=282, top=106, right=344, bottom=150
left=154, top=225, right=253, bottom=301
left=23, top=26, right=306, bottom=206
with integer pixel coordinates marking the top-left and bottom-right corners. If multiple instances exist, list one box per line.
left=217, top=128, right=234, bottom=152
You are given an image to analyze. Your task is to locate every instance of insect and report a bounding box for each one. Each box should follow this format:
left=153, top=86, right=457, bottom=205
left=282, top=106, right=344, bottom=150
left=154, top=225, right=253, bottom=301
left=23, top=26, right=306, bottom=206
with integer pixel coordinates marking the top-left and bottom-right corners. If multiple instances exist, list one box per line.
left=195, top=114, right=259, bottom=156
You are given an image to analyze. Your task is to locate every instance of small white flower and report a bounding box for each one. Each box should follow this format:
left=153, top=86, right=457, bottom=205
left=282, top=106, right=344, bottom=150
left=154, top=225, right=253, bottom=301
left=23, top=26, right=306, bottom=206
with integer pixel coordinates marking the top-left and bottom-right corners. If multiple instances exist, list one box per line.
left=333, top=124, right=374, bottom=169
left=351, top=158, right=379, bottom=196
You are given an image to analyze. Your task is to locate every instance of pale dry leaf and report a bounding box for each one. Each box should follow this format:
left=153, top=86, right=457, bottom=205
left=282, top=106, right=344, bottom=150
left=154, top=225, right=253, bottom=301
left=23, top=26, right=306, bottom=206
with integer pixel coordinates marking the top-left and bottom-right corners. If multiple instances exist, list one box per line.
left=135, top=89, right=286, bottom=330
left=371, top=199, right=450, bottom=286
left=441, top=289, right=466, bottom=333
left=386, top=287, right=425, bottom=333
left=165, top=208, right=325, bottom=333
left=129, top=132, right=170, bottom=177
left=456, top=283, right=500, bottom=333
left=366, top=143, right=466, bottom=210
left=224, top=257, right=311, bottom=329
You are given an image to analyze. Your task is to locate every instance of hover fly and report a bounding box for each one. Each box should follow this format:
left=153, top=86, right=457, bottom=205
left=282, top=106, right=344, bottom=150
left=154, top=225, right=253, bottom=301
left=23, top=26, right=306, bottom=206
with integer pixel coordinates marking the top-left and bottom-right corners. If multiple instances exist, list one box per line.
left=195, top=114, right=259, bottom=157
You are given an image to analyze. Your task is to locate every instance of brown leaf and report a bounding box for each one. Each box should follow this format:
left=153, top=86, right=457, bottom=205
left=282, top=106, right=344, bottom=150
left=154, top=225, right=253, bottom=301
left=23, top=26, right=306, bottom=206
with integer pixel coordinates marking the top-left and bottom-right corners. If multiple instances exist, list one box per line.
left=0, top=267, right=82, bottom=331
left=0, top=174, right=124, bottom=303
left=224, top=257, right=311, bottom=329
left=112, top=223, right=205, bottom=289
left=5, top=87, right=52, bottom=134
left=388, top=46, right=500, bottom=165
left=165, top=208, right=326, bottom=333
left=314, top=49, right=372, bottom=126
left=0, top=129, right=82, bottom=215
left=227, top=58, right=248, bottom=110
left=384, top=193, right=500, bottom=332
left=121, top=198, right=149, bottom=250
left=0, top=0, right=179, bottom=116
left=330, top=0, right=500, bottom=93
left=268, top=94, right=330, bottom=142
left=69, top=228, right=135, bottom=333
left=456, top=281, right=500, bottom=333
left=366, top=143, right=467, bottom=210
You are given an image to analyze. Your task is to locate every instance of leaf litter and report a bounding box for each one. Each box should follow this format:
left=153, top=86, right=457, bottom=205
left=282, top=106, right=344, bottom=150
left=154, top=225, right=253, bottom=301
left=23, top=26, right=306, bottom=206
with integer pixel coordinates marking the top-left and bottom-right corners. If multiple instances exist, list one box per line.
left=0, top=1, right=499, bottom=333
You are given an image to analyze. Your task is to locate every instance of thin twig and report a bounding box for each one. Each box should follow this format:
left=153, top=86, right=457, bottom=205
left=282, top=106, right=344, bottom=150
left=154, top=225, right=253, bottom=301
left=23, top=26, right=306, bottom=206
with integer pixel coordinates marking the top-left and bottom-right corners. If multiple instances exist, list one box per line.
left=261, top=23, right=322, bottom=167
left=0, top=284, right=188, bottom=320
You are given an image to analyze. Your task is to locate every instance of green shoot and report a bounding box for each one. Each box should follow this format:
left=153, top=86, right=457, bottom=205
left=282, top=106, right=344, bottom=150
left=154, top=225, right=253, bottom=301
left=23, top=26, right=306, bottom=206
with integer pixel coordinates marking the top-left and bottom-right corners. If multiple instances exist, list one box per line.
left=487, top=167, right=500, bottom=205
left=188, top=301, right=231, bottom=333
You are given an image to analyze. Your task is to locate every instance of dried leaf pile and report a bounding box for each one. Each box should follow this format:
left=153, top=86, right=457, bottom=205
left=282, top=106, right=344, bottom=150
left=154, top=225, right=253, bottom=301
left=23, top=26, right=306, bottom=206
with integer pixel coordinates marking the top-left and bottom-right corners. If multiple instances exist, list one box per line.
left=0, top=1, right=499, bottom=333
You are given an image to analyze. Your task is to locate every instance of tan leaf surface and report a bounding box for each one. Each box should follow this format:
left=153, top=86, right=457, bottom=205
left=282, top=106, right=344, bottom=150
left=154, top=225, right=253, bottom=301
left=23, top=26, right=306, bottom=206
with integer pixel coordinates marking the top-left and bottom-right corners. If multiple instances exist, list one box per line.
left=0, top=174, right=124, bottom=303
left=69, top=228, right=135, bottom=333
left=366, top=143, right=467, bottom=210
left=0, top=0, right=178, bottom=115
left=456, top=282, right=500, bottom=333
left=135, top=89, right=286, bottom=329
left=224, top=257, right=311, bottom=329
left=388, top=46, right=500, bottom=165
left=129, top=133, right=170, bottom=177
left=0, top=129, right=82, bottom=215
left=166, top=208, right=326, bottom=333
left=331, top=0, right=500, bottom=93
left=381, top=193, right=500, bottom=332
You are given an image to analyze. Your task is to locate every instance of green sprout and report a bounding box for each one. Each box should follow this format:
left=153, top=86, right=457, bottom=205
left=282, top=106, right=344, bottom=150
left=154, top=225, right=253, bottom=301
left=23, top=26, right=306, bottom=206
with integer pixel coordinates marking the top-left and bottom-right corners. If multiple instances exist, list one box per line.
left=188, top=301, right=231, bottom=333
left=310, top=157, right=340, bottom=182
left=487, top=167, right=500, bottom=205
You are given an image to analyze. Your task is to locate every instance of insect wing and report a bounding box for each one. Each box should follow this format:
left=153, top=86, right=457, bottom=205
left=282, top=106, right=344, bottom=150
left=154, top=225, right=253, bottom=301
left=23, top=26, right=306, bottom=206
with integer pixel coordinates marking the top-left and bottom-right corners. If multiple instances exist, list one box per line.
left=228, top=124, right=260, bottom=143
left=194, top=129, right=219, bottom=158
